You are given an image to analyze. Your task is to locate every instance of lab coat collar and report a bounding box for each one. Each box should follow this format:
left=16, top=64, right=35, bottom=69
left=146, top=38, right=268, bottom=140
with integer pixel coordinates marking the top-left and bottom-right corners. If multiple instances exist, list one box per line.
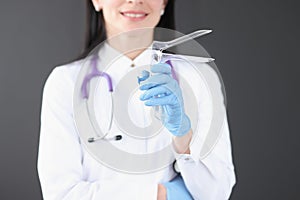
left=97, top=41, right=214, bottom=73
left=97, top=42, right=153, bottom=69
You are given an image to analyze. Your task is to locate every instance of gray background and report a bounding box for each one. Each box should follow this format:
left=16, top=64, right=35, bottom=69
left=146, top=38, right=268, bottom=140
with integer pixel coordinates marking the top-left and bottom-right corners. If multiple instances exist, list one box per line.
left=0, top=0, right=299, bottom=199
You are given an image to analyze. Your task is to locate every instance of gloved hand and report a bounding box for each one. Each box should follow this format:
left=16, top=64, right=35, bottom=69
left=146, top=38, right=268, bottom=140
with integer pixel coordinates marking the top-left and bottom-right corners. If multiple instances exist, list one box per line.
left=162, top=175, right=193, bottom=200
left=139, top=63, right=191, bottom=136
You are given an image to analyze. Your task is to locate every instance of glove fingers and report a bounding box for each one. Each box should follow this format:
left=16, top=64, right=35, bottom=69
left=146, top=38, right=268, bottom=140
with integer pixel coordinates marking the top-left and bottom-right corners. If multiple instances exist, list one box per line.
left=140, top=85, right=172, bottom=100
left=144, top=93, right=177, bottom=106
left=137, top=70, right=150, bottom=84
left=139, top=74, right=171, bottom=90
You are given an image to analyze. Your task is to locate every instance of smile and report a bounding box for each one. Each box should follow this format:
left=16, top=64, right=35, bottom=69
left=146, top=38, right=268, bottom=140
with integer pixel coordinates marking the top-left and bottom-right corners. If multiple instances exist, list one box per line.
left=120, top=11, right=148, bottom=19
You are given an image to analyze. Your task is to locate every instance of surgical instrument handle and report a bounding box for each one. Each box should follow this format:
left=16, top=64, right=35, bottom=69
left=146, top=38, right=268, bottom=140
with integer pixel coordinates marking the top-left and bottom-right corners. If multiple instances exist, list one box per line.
left=153, top=29, right=212, bottom=51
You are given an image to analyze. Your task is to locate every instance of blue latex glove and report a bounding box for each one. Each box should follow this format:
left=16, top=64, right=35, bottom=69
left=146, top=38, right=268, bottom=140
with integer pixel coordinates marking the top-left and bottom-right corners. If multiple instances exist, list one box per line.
left=139, top=63, right=191, bottom=136
left=163, top=175, right=193, bottom=200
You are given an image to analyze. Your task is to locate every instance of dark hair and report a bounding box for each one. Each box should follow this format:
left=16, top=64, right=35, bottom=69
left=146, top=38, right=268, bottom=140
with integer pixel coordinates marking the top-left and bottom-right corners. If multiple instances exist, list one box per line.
left=77, top=0, right=176, bottom=59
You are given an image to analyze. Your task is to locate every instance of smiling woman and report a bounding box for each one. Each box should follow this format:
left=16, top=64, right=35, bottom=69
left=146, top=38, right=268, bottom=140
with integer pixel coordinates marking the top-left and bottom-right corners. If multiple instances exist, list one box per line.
left=81, top=0, right=175, bottom=60
left=92, top=0, right=166, bottom=35
left=90, top=0, right=167, bottom=60
left=37, top=0, right=236, bottom=199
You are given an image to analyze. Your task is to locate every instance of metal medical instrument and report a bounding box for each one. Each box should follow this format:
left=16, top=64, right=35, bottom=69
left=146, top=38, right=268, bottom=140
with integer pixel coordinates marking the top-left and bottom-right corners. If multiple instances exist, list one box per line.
left=151, top=29, right=212, bottom=119
left=152, top=29, right=212, bottom=63
left=80, top=29, right=213, bottom=143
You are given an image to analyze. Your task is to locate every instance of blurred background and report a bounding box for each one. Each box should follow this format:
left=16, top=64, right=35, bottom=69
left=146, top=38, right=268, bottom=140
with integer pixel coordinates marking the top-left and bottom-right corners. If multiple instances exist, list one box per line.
left=0, top=0, right=299, bottom=199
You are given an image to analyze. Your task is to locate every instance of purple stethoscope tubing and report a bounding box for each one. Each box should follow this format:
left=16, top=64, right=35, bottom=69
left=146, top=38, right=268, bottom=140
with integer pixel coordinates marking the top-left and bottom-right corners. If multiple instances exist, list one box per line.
left=81, top=54, right=113, bottom=99
left=80, top=53, right=178, bottom=142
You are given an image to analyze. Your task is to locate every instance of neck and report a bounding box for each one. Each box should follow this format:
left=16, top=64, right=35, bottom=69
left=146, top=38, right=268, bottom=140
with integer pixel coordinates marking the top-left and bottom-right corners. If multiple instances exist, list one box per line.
left=106, top=28, right=154, bottom=60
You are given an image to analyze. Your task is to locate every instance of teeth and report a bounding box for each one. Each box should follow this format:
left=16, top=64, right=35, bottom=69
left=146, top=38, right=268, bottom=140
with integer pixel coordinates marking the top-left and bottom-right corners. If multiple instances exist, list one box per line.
left=123, top=13, right=146, bottom=18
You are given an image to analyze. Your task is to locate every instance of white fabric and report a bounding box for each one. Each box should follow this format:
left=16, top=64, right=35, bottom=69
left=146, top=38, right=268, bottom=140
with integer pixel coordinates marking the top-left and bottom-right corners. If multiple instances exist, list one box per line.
left=37, top=43, right=236, bottom=200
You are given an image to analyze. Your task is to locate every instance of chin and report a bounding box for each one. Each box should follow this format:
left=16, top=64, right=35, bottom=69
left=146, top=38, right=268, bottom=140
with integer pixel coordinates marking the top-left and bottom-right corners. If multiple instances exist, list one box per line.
left=124, top=26, right=155, bottom=35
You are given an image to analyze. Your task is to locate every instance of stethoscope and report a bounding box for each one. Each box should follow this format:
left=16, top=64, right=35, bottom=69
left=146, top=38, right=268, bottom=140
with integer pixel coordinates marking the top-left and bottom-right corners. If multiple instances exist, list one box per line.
left=78, top=29, right=214, bottom=144
left=80, top=53, right=116, bottom=142
left=80, top=53, right=178, bottom=142
left=72, top=30, right=228, bottom=173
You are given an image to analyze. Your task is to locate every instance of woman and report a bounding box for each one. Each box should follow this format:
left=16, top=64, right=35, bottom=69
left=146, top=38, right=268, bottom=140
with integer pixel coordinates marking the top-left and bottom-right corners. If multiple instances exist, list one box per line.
left=37, top=0, right=236, bottom=199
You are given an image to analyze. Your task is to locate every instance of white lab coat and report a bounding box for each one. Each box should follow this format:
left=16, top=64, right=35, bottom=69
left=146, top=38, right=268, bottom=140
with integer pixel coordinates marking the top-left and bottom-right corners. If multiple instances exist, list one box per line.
left=37, top=43, right=236, bottom=200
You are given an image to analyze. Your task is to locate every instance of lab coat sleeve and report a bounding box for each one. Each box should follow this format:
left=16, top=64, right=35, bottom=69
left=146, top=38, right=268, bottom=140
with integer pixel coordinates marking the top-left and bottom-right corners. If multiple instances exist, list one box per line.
left=176, top=117, right=236, bottom=200
left=37, top=67, right=158, bottom=200
left=174, top=64, right=236, bottom=200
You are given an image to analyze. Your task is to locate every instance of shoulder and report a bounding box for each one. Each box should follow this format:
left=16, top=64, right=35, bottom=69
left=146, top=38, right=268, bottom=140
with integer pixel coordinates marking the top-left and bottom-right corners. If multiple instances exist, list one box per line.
left=47, top=59, right=84, bottom=84
left=165, top=54, right=226, bottom=102
left=164, top=54, right=222, bottom=84
left=42, top=58, right=87, bottom=103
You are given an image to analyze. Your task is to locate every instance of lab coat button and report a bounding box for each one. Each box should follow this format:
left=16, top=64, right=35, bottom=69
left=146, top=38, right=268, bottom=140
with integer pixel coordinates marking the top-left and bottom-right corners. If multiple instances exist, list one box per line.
left=184, top=157, right=190, bottom=161
left=131, top=63, right=135, bottom=67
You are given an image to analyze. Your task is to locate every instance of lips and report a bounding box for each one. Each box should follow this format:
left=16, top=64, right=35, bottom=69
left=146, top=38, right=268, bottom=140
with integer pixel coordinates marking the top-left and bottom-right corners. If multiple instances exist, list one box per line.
left=120, top=11, right=148, bottom=20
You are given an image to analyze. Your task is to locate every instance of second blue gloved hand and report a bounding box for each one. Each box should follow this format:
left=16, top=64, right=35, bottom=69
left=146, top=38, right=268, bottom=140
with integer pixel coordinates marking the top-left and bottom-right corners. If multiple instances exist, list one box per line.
left=139, top=63, right=191, bottom=136
left=163, top=175, right=193, bottom=200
